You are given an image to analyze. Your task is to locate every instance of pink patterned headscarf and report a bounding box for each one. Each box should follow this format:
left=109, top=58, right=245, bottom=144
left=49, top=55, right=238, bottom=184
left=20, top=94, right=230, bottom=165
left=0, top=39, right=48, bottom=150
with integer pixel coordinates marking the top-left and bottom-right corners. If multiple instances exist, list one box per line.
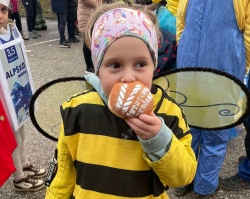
left=91, top=8, right=158, bottom=75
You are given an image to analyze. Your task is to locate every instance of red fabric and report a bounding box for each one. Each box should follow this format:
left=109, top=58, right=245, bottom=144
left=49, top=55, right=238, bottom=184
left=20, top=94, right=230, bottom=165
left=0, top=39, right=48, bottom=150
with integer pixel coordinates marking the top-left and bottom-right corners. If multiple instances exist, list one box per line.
left=9, top=0, right=19, bottom=13
left=0, top=100, right=17, bottom=187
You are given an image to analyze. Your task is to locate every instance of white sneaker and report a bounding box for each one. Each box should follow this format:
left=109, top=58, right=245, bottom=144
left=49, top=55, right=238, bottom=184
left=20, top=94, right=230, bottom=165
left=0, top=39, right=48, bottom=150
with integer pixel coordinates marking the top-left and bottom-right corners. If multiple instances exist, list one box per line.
left=23, top=164, right=46, bottom=178
left=13, top=177, right=45, bottom=192
left=32, top=30, right=41, bottom=37
left=28, top=31, right=37, bottom=39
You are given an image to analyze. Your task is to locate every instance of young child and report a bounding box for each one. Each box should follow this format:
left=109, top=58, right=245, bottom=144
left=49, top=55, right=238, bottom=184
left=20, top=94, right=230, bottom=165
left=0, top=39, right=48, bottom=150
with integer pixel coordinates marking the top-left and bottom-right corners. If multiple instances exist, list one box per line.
left=173, top=0, right=250, bottom=198
left=9, top=0, right=29, bottom=40
left=0, top=0, right=46, bottom=191
left=0, top=0, right=9, bottom=34
left=45, top=3, right=197, bottom=199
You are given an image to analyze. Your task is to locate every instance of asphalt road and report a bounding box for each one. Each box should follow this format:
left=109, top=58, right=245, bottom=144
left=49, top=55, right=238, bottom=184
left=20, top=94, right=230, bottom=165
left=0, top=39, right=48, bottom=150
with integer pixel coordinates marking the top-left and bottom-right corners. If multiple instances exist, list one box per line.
left=0, top=18, right=249, bottom=199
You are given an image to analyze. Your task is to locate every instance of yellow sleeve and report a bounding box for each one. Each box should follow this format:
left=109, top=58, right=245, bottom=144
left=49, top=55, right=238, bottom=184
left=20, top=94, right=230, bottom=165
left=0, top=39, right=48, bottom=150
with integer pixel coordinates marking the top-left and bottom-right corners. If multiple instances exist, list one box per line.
left=151, top=0, right=161, bottom=4
left=166, top=0, right=180, bottom=16
left=144, top=134, right=197, bottom=187
left=45, top=123, right=76, bottom=199
left=143, top=95, right=197, bottom=187
left=176, top=0, right=188, bottom=43
left=244, top=0, right=250, bottom=72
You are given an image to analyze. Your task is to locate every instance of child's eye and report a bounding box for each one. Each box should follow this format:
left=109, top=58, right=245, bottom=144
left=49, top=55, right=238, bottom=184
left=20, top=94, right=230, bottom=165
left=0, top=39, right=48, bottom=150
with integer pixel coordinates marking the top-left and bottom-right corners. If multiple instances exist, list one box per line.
left=109, top=63, right=120, bottom=69
left=1, top=7, right=7, bottom=13
left=135, top=62, right=146, bottom=68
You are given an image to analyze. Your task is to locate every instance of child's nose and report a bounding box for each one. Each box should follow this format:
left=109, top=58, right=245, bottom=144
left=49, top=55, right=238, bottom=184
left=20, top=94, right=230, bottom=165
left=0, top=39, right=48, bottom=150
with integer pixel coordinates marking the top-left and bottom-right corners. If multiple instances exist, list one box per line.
left=121, top=70, right=135, bottom=83
left=0, top=14, right=3, bottom=22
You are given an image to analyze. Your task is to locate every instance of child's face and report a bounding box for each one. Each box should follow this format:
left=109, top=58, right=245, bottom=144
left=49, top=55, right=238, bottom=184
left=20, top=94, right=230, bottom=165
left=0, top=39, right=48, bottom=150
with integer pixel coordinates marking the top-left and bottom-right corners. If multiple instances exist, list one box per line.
left=98, top=36, right=155, bottom=97
left=0, top=4, right=8, bottom=29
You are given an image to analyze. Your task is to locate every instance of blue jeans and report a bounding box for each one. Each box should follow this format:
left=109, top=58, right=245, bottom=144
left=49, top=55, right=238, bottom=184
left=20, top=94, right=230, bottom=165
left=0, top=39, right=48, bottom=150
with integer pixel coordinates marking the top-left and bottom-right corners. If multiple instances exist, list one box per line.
left=191, top=127, right=230, bottom=194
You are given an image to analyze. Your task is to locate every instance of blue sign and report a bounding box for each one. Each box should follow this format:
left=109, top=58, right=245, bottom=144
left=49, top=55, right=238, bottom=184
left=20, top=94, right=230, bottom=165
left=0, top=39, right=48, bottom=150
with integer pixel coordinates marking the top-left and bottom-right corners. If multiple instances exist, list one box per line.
left=4, top=46, right=18, bottom=63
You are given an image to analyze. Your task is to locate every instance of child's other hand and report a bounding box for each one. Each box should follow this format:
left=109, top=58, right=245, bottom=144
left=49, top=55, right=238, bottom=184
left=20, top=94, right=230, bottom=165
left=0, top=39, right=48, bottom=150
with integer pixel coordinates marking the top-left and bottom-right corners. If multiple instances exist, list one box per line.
left=125, top=112, right=162, bottom=140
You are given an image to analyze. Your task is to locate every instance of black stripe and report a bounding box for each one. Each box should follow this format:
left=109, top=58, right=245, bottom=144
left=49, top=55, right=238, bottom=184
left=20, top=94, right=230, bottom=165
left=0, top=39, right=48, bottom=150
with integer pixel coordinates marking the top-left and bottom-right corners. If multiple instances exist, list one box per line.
left=75, top=161, right=165, bottom=197
left=154, top=85, right=190, bottom=139
left=62, top=103, right=138, bottom=140
left=157, top=113, right=191, bottom=139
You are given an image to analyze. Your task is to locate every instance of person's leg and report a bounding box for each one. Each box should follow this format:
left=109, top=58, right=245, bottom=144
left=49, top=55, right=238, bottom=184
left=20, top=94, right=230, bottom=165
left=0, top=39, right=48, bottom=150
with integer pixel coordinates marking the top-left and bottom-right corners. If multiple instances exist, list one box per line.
left=18, top=126, right=29, bottom=167
left=31, top=0, right=41, bottom=37
left=83, top=41, right=94, bottom=73
left=57, top=13, right=60, bottom=30
left=22, top=0, right=38, bottom=39
left=236, top=119, right=250, bottom=183
left=58, top=13, right=67, bottom=40
left=12, top=128, right=26, bottom=181
left=222, top=123, right=250, bottom=191
left=35, top=0, right=47, bottom=30
left=222, top=73, right=250, bottom=191
left=58, top=13, right=70, bottom=48
left=238, top=85, right=250, bottom=181
left=244, top=116, right=250, bottom=159
left=15, top=12, right=30, bottom=40
left=21, top=0, right=33, bottom=32
left=194, top=129, right=229, bottom=196
left=244, top=70, right=250, bottom=159
left=17, top=126, right=46, bottom=178
left=67, top=18, right=74, bottom=38
left=67, top=18, right=79, bottom=43
left=32, top=0, right=37, bottom=30
left=12, top=126, right=46, bottom=191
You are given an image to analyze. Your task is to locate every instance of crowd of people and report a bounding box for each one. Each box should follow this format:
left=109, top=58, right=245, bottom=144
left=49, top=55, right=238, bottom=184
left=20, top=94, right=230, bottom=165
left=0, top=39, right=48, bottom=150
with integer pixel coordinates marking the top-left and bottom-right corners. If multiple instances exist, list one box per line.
left=0, top=0, right=250, bottom=198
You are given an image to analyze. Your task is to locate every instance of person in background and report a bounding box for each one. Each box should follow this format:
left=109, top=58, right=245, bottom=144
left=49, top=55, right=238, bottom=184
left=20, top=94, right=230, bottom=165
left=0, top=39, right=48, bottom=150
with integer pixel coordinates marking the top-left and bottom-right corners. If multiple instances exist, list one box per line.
left=21, top=0, right=41, bottom=39
left=222, top=72, right=250, bottom=191
left=35, top=0, right=47, bottom=30
left=0, top=0, right=46, bottom=191
left=173, top=0, right=250, bottom=198
left=44, top=3, right=197, bottom=198
left=67, top=0, right=79, bottom=43
left=11, top=125, right=46, bottom=191
left=9, top=0, right=29, bottom=40
left=77, top=0, right=102, bottom=73
left=51, top=0, right=70, bottom=48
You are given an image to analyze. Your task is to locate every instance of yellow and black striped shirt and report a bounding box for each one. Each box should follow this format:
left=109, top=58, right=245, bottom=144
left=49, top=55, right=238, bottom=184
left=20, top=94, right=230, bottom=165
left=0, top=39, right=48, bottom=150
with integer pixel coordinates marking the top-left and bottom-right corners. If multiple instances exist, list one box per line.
left=45, top=84, right=197, bottom=199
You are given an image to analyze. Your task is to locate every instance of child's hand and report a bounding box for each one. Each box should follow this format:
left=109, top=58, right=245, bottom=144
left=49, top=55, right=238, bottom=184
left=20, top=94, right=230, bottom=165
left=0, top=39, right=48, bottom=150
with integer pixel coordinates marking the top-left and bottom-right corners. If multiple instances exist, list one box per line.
left=125, top=112, right=162, bottom=140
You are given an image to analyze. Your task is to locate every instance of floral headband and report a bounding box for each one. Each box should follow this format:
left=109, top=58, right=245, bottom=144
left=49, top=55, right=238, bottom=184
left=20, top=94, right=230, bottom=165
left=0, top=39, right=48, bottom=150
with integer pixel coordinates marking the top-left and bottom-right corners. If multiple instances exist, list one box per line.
left=91, top=8, right=158, bottom=75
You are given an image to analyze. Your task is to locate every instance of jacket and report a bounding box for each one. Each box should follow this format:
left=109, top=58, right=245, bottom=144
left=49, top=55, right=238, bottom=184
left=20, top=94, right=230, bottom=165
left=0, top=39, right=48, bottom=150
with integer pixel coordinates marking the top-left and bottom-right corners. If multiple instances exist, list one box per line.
left=176, top=0, right=250, bottom=72
left=77, top=0, right=102, bottom=33
left=9, top=0, right=19, bottom=13
left=0, top=100, right=17, bottom=187
left=45, top=84, right=197, bottom=199
left=51, top=0, right=67, bottom=14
